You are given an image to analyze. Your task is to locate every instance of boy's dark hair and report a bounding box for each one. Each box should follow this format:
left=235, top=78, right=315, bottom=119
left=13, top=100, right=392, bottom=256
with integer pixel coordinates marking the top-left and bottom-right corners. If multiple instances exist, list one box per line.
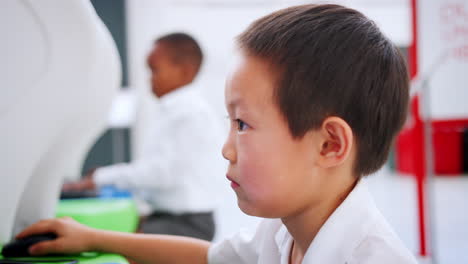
left=156, top=33, right=203, bottom=74
left=238, top=4, right=409, bottom=176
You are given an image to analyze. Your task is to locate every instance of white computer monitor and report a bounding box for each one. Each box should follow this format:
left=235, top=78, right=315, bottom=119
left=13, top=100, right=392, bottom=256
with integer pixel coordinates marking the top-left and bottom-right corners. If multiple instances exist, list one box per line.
left=0, top=0, right=121, bottom=243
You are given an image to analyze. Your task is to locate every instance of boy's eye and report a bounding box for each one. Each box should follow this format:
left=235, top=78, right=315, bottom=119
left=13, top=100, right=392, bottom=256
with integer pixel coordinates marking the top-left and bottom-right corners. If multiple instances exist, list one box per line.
left=236, top=119, right=249, bottom=132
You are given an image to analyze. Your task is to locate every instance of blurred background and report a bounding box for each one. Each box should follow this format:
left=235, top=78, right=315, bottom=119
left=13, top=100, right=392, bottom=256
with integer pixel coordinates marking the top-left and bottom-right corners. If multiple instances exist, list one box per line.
left=2, top=0, right=467, bottom=263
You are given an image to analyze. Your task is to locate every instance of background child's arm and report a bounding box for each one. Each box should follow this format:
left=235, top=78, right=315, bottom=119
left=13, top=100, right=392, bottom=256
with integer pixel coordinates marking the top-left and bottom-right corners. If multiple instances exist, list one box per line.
left=16, top=217, right=210, bottom=264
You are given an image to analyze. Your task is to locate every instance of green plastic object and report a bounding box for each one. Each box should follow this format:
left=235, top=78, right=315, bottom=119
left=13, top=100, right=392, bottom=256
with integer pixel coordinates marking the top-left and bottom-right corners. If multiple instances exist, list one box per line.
left=56, top=198, right=138, bottom=233
left=0, top=251, right=128, bottom=264
left=0, top=199, right=136, bottom=264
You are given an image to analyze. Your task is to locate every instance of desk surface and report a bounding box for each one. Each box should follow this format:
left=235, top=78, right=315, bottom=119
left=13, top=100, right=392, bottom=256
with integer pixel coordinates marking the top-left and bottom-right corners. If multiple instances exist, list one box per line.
left=0, top=251, right=128, bottom=264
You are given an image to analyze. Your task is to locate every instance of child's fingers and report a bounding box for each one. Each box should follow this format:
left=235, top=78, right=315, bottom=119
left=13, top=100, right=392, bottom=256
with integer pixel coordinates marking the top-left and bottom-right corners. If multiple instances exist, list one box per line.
left=15, top=219, right=57, bottom=239
left=29, top=240, right=63, bottom=255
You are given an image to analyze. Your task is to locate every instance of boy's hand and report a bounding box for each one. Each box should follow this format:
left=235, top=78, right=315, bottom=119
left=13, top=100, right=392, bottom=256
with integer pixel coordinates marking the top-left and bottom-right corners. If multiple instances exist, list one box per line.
left=15, top=217, right=96, bottom=255
left=62, top=173, right=96, bottom=191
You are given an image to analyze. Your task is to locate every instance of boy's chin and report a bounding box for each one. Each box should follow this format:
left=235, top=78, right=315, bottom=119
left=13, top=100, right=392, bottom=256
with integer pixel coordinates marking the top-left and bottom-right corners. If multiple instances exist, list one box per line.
left=237, top=198, right=259, bottom=217
left=237, top=199, right=284, bottom=218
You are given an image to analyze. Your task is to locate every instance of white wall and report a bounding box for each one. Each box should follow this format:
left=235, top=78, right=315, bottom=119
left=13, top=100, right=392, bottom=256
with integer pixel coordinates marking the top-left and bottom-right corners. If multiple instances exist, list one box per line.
left=417, top=0, right=468, bottom=120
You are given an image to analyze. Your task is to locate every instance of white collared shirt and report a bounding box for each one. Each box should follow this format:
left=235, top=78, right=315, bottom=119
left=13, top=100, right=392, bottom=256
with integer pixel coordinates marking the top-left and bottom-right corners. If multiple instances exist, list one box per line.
left=94, top=85, right=225, bottom=214
left=208, top=179, right=418, bottom=264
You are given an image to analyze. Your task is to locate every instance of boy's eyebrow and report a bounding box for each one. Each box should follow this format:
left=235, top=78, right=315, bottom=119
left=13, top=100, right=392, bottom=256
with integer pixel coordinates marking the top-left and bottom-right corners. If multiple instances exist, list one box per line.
left=227, top=98, right=245, bottom=109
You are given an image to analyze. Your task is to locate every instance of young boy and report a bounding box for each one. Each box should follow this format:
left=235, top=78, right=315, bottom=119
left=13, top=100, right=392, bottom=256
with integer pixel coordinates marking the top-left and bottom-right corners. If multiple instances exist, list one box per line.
left=16, top=4, right=417, bottom=264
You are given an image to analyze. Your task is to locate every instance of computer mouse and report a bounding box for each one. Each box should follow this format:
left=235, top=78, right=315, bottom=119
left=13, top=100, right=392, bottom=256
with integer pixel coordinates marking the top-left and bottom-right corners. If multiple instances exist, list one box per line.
left=1, top=233, right=57, bottom=257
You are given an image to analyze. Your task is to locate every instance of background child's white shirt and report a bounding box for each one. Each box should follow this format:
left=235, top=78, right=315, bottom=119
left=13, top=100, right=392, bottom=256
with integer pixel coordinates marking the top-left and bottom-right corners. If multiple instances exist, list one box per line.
left=208, top=179, right=418, bottom=264
left=94, top=85, right=225, bottom=214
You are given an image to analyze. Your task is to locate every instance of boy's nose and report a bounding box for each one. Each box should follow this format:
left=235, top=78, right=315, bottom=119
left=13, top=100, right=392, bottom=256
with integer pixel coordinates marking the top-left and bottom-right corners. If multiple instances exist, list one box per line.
left=222, top=136, right=236, bottom=163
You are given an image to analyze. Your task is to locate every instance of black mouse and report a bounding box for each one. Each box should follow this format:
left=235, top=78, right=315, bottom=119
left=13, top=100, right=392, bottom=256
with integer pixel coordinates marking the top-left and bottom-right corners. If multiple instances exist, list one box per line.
left=1, top=233, right=57, bottom=257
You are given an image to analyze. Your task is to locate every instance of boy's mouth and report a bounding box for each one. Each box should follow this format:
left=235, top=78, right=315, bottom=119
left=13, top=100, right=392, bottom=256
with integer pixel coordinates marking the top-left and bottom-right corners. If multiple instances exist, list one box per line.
left=226, top=175, right=240, bottom=188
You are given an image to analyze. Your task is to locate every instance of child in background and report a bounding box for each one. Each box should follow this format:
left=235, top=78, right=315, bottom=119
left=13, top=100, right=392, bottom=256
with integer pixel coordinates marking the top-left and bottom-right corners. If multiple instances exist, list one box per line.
left=63, top=33, right=222, bottom=241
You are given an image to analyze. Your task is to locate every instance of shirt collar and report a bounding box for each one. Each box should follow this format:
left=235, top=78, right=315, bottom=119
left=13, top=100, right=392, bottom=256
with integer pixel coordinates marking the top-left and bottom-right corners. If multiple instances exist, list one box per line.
left=274, top=179, right=378, bottom=263
left=158, top=83, right=195, bottom=109
left=275, top=224, right=292, bottom=264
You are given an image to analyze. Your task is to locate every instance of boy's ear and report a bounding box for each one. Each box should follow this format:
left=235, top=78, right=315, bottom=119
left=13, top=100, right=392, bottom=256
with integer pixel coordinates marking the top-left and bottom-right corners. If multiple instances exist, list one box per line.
left=180, top=63, right=197, bottom=82
left=317, top=116, right=353, bottom=168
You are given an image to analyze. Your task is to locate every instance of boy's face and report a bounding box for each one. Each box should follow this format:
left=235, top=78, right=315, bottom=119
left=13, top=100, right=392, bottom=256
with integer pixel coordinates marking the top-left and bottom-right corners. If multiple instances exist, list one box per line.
left=223, top=52, right=324, bottom=218
left=147, top=42, right=185, bottom=97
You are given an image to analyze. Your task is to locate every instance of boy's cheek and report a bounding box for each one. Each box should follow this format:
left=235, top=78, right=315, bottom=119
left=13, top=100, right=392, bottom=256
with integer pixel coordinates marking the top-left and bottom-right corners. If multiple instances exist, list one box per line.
left=236, top=138, right=285, bottom=185
left=238, top=157, right=277, bottom=192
